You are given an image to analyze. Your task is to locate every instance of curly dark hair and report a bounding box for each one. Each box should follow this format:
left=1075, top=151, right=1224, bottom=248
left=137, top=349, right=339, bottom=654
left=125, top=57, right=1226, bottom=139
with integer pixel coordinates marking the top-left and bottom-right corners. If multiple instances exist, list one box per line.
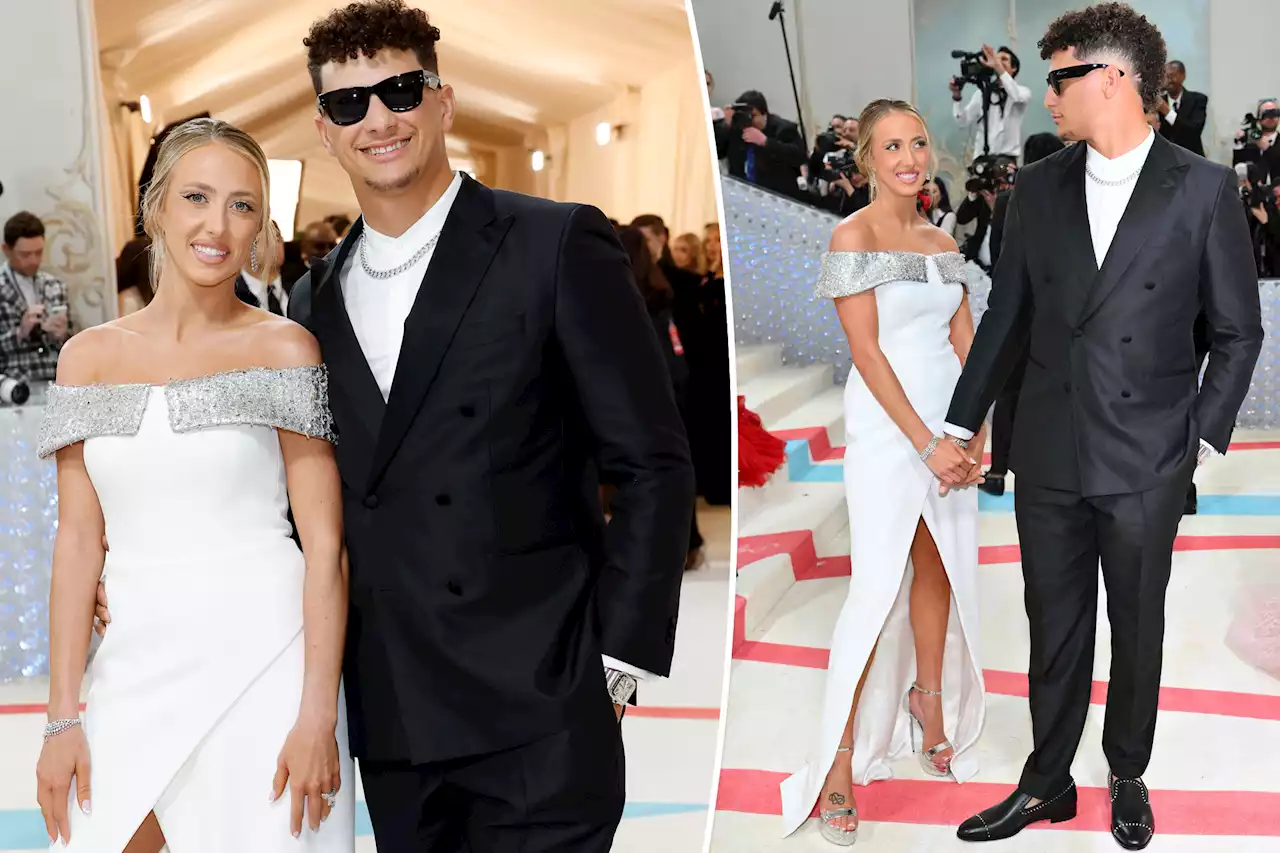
left=304, top=0, right=441, bottom=94
left=1038, top=2, right=1166, bottom=111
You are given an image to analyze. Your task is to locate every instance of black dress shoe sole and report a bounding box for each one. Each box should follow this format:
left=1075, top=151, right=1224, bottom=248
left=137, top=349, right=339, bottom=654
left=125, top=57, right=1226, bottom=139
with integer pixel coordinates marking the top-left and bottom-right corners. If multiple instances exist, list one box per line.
left=1112, top=828, right=1154, bottom=851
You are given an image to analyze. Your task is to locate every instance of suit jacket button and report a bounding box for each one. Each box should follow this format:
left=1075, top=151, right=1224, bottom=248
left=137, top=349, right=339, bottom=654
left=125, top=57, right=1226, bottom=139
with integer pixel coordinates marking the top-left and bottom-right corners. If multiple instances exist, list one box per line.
left=447, top=581, right=463, bottom=596
left=1122, top=390, right=1132, bottom=398
left=436, top=494, right=452, bottom=506
left=460, top=404, right=475, bottom=418
left=1122, top=335, right=1132, bottom=343
left=364, top=495, right=379, bottom=509
left=1145, top=282, right=1156, bottom=290
left=1073, top=328, right=1083, bottom=339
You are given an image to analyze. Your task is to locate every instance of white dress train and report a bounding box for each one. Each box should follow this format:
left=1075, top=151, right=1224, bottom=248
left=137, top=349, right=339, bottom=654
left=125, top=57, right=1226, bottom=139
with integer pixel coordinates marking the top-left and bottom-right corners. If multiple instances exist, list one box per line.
left=37, top=366, right=355, bottom=852
left=780, top=251, right=986, bottom=836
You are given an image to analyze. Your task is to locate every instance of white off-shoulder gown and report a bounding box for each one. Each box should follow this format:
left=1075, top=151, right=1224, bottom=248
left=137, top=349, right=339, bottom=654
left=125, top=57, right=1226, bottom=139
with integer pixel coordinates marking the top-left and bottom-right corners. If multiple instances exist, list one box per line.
left=780, top=251, right=986, bottom=836
left=37, top=366, right=355, bottom=852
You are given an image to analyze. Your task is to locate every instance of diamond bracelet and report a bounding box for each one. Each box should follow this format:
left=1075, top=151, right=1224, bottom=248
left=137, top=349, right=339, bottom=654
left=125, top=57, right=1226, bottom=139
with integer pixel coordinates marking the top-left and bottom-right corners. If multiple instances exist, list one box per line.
left=43, top=719, right=81, bottom=742
left=919, top=436, right=941, bottom=460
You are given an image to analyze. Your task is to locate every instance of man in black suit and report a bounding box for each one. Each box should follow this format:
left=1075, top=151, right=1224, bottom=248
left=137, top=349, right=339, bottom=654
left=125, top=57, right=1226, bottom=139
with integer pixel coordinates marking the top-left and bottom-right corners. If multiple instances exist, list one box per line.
left=714, top=90, right=807, bottom=199
left=287, top=2, right=694, bottom=850
left=942, top=5, right=1261, bottom=849
left=1158, top=59, right=1208, bottom=156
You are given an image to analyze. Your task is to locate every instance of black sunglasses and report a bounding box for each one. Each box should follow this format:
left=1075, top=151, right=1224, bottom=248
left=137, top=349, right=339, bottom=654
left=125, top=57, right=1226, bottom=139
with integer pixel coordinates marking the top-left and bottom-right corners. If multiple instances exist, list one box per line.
left=1046, top=63, right=1124, bottom=95
left=317, top=70, right=441, bottom=127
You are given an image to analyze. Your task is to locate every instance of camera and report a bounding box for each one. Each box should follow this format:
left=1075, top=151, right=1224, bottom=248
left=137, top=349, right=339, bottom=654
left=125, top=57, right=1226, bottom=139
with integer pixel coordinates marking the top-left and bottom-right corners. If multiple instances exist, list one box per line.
left=965, top=153, right=1018, bottom=194
left=1240, top=108, right=1280, bottom=144
left=0, top=375, right=29, bottom=406
left=952, top=49, right=995, bottom=89
left=813, top=129, right=857, bottom=182
left=1241, top=163, right=1274, bottom=208
left=1242, top=113, right=1264, bottom=144
left=729, top=102, right=755, bottom=131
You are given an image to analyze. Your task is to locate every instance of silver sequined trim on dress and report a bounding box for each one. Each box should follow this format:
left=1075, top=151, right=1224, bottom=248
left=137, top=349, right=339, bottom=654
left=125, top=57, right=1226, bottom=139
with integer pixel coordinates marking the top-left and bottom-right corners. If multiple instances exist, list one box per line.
left=37, top=383, right=151, bottom=459
left=167, top=366, right=336, bottom=442
left=36, top=365, right=336, bottom=459
left=814, top=251, right=970, bottom=299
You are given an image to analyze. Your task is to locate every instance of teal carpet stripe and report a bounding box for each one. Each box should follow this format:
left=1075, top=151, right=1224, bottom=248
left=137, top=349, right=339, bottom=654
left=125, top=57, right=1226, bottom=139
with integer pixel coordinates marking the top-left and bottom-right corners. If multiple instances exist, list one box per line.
left=0, top=800, right=706, bottom=847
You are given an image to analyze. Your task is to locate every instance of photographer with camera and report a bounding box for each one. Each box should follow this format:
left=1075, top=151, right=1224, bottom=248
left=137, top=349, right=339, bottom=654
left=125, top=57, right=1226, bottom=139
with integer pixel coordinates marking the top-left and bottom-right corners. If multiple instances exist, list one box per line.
left=807, top=115, right=869, bottom=215
left=953, top=151, right=1020, bottom=271
left=1234, top=99, right=1280, bottom=179
left=0, top=211, right=69, bottom=387
left=950, top=45, right=1031, bottom=159
left=1240, top=161, right=1280, bottom=277
left=714, top=90, right=808, bottom=200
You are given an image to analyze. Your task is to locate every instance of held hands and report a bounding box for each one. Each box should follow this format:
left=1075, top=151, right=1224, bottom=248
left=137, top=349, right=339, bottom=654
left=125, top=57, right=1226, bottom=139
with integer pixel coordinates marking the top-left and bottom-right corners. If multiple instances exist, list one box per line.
left=36, top=726, right=91, bottom=846
left=271, top=714, right=342, bottom=837
left=921, top=435, right=974, bottom=488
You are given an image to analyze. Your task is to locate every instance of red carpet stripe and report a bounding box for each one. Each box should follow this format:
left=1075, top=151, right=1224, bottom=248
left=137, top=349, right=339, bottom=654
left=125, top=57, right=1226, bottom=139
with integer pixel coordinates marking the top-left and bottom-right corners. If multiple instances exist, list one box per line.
left=734, top=641, right=1280, bottom=721
left=0, top=702, right=86, bottom=716
left=714, top=769, right=1280, bottom=835
left=740, top=529, right=1280, bottom=578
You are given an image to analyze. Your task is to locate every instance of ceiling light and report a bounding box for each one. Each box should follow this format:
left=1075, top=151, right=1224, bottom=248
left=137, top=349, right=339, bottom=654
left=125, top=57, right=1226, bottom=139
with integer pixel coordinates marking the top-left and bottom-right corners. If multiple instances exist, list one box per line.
left=531, top=150, right=545, bottom=172
left=139, top=94, right=152, bottom=124
left=595, top=122, right=612, bottom=146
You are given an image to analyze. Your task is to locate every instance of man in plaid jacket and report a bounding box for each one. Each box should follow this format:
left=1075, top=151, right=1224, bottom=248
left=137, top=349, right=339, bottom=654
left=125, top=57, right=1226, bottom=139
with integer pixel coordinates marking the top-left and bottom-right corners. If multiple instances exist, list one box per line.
left=0, top=212, right=71, bottom=382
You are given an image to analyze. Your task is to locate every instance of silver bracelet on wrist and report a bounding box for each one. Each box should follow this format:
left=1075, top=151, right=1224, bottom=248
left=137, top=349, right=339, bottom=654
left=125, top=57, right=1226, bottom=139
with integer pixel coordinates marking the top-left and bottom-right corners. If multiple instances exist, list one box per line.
left=919, top=436, right=941, bottom=460
left=43, top=718, right=81, bottom=742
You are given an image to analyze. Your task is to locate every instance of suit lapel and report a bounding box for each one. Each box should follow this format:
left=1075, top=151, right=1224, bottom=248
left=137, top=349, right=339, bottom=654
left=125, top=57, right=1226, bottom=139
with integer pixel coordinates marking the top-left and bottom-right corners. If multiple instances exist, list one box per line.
left=367, top=175, right=514, bottom=490
left=1057, top=143, right=1100, bottom=325
left=1076, top=134, right=1186, bottom=325
left=311, top=220, right=386, bottom=447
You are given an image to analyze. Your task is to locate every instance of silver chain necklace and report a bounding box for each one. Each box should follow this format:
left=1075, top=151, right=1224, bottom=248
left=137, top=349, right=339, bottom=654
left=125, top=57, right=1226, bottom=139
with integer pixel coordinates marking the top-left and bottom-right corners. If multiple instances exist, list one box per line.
left=1085, top=164, right=1142, bottom=187
left=359, top=231, right=441, bottom=280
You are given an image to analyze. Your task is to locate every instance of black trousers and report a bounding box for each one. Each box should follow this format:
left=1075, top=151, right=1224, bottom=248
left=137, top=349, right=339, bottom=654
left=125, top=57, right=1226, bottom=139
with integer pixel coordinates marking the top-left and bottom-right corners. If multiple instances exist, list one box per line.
left=987, top=346, right=1028, bottom=476
left=361, top=697, right=625, bottom=852
left=1014, top=454, right=1195, bottom=798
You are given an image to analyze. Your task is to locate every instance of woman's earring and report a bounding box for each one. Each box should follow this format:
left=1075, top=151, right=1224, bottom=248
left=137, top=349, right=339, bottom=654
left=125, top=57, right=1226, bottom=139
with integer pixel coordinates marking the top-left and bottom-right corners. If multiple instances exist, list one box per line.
left=869, top=172, right=878, bottom=195
left=250, top=240, right=259, bottom=273
left=925, top=171, right=932, bottom=183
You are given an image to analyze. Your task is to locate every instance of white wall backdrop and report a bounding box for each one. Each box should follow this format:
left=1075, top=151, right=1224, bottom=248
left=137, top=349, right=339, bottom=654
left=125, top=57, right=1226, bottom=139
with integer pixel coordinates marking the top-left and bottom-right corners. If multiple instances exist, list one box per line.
left=0, top=0, right=116, bottom=328
left=690, top=0, right=1280, bottom=167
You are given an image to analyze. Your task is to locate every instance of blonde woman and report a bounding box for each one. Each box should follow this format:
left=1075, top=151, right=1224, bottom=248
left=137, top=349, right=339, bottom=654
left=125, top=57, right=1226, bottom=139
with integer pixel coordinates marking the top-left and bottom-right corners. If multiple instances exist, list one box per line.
left=671, top=232, right=705, bottom=274
left=780, top=100, right=986, bottom=845
left=33, top=118, right=354, bottom=851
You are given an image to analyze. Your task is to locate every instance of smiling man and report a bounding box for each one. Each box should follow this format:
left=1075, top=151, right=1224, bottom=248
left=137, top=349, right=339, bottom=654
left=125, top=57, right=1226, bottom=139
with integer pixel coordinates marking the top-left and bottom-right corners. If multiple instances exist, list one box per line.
left=286, top=1, right=695, bottom=850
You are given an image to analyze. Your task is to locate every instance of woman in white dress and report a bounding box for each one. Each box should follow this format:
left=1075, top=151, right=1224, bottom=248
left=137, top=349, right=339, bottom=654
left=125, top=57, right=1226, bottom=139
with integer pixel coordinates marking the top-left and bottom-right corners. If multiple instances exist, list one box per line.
left=34, top=118, right=355, bottom=851
left=780, top=100, right=987, bottom=845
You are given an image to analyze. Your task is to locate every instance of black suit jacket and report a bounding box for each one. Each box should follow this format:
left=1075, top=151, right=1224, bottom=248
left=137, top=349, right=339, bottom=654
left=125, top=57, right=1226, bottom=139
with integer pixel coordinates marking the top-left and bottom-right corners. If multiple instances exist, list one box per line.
left=946, top=134, right=1262, bottom=497
left=715, top=114, right=807, bottom=199
left=1160, top=89, right=1208, bottom=157
left=288, top=175, right=694, bottom=763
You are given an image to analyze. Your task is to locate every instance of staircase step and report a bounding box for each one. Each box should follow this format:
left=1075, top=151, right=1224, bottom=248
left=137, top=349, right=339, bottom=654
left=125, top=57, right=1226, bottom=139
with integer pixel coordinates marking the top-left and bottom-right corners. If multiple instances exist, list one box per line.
left=734, top=344, right=782, bottom=385
left=739, top=365, right=835, bottom=430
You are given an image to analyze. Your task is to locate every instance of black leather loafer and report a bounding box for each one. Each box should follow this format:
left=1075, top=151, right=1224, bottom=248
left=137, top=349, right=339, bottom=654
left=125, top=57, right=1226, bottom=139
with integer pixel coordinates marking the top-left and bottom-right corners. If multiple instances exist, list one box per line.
left=1110, top=773, right=1154, bottom=850
left=957, top=783, right=1077, bottom=842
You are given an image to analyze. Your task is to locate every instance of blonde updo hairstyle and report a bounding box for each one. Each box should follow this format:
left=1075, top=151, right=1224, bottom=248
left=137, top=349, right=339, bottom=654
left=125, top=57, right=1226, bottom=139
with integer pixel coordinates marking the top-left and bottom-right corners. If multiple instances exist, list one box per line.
left=854, top=99, right=935, bottom=201
left=140, top=118, right=279, bottom=293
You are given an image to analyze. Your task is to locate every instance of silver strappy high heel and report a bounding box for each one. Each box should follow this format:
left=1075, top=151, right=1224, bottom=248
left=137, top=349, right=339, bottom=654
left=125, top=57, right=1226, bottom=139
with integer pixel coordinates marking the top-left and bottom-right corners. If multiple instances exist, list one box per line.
left=904, top=682, right=955, bottom=777
left=818, top=745, right=858, bottom=845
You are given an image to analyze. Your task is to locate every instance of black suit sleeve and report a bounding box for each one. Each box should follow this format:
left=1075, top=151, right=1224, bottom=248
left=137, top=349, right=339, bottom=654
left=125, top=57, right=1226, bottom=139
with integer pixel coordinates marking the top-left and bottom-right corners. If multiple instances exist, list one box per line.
left=1181, top=93, right=1208, bottom=146
left=287, top=270, right=315, bottom=329
left=761, top=122, right=808, bottom=168
left=1194, top=169, right=1264, bottom=453
left=554, top=204, right=696, bottom=677
left=945, top=184, right=1035, bottom=432
left=990, top=191, right=1010, bottom=265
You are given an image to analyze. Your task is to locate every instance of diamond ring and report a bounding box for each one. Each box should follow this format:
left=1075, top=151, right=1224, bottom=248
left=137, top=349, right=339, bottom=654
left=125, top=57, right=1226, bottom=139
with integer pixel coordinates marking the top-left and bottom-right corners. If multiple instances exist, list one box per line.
left=322, top=788, right=337, bottom=807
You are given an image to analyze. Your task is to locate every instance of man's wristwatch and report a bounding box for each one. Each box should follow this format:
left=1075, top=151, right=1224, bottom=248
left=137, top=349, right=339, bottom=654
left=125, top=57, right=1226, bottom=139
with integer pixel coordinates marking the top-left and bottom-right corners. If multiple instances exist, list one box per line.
left=605, top=668, right=637, bottom=705
left=950, top=436, right=970, bottom=449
